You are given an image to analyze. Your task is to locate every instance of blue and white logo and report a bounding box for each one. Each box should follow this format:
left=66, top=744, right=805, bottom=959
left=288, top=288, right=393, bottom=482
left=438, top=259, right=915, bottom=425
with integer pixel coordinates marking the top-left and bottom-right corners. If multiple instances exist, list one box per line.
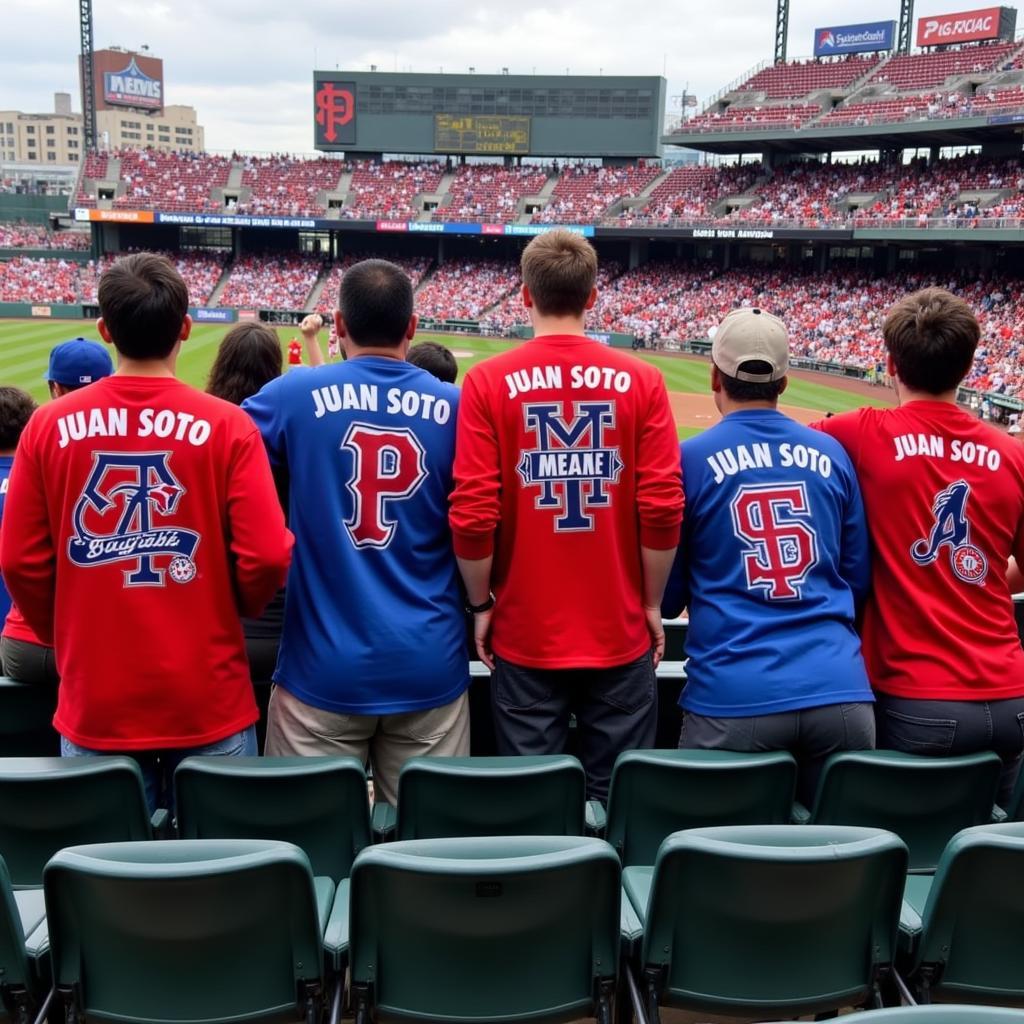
left=518, top=401, right=624, bottom=531
left=910, top=479, right=988, bottom=585
left=103, top=58, right=163, bottom=109
left=813, top=20, right=896, bottom=56
left=68, top=452, right=199, bottom=586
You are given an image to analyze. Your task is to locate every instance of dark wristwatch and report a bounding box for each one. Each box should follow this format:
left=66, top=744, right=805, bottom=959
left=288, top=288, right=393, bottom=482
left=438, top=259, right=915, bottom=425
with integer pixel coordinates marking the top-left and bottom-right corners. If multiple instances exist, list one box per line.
left=466, top=593, right=496, bottom=614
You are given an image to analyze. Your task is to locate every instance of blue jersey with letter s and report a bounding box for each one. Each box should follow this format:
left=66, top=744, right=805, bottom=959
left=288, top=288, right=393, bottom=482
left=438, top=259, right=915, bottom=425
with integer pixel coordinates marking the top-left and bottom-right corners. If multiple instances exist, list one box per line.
left=243, top=358, right=469, bottom=714
left=663, top=409, right=873, bottom=716
left=0, top=456, right=12, bottom=623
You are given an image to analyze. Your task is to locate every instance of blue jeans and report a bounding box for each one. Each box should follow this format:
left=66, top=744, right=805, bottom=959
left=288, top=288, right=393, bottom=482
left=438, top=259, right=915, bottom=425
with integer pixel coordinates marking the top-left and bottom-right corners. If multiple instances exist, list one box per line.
left=60, top=725, right=258, bottom=815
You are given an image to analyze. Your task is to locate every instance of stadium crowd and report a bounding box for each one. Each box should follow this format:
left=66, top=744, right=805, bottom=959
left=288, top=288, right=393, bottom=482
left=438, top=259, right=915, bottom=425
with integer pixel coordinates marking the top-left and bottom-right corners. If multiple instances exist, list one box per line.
left=217, top=253, right=324, bottom=310
left=413, top=258, right=522, bottom=320
left=0, top=223, right=90, bottom=250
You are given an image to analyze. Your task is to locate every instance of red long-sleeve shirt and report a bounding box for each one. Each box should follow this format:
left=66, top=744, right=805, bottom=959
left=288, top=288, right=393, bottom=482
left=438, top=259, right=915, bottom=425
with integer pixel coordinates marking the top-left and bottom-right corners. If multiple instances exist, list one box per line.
left=451, top=334, right=683, bottom=669
left=0, top=376, right=293, bottom=750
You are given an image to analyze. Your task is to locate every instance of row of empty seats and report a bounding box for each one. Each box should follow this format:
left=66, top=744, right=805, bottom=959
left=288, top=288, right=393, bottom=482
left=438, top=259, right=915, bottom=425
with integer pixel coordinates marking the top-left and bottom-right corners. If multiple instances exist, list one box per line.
left=738, top=55, right=882, bottom=99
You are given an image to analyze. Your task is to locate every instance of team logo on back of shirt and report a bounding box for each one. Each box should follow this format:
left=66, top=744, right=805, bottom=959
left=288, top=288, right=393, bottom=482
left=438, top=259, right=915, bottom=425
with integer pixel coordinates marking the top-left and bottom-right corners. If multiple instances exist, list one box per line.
left=910, top=479, right=988, bottom=585
left=68, top=452, right=200, bottom=586
left=518, top=401, right=624, bottom=531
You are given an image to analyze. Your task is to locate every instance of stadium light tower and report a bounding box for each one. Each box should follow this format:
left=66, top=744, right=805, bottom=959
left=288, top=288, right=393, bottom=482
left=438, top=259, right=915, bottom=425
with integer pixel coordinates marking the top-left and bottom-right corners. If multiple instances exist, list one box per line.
left=774, top=0, right=790, bottom=64
left=897, top=0, right=915, bottom=54
left=79, top=0, right=97, bottom=149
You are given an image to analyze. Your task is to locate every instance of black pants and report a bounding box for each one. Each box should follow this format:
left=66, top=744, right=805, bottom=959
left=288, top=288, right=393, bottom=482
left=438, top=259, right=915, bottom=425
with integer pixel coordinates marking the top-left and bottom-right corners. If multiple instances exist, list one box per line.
left=0, top=636, right=59, bottom=687
left=491, top=652, right=657, bottom=803
left=679, top=702, right=877, bottom=808
left=875, top=693, right=1024, bottom=807
left=245, top=636, right=280, bottom=755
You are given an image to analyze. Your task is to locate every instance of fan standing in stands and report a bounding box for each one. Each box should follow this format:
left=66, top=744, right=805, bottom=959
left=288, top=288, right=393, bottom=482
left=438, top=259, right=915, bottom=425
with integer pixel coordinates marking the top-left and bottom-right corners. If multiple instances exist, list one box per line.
left=0, top=388, right=37, bottom=635
left=662, top=307, right=875, bottom=806
left=450, top=230, right=683, bottom=803
left=243, top=259, right=470, bottom=806
left=0, top=254, right=293, bottom=812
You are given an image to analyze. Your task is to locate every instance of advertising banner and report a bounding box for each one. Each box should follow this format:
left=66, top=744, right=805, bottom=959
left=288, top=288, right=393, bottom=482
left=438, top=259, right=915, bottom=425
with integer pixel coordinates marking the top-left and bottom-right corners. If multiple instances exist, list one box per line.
left=916, top=6, right=1007, bottom=45
left=103, top=57, right=163, bottom=110
left=193, top=308, right=236, bottom=323
left=30, top=306, right=52, bottom=318
left=813, top=21, right=896, bottom=56
left=74, top=208, right=155, bottom=224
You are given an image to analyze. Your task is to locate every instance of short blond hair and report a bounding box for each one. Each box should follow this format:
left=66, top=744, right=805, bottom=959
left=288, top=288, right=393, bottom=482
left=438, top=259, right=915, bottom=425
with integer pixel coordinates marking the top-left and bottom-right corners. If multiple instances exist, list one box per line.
left=521, top=229, right=598, bottom=317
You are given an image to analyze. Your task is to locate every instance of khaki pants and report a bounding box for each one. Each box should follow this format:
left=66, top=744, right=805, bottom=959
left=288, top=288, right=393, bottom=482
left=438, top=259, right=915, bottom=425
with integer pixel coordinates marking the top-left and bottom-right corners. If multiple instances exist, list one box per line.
left=265, top=685, right=470, bottom=806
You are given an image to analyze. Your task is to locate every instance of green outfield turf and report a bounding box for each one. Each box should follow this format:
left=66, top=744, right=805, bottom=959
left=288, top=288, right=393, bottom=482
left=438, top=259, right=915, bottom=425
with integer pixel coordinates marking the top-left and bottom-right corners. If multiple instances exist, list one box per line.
left=0, top=320, right=889, bottom=437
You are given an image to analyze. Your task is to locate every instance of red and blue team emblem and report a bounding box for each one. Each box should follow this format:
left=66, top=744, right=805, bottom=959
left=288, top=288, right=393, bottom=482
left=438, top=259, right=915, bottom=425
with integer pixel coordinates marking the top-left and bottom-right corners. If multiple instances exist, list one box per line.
left=68, top=452, right=200, bottom=587
left=910, top=479, right=988, bottom=586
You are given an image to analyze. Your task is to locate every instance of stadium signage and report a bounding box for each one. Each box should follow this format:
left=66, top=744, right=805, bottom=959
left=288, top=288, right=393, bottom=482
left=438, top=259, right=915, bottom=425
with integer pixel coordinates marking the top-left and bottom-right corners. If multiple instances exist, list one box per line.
left=916, top=6, right=1008, bottom=45
left=193, top=307, right=236, bottom=323
left=74, top=208, right=155, bottom=224
left=154, top=212, right=318, bottom=229
left=314, top=80, right=357, bottom=147
left=813, top=20, right=896, bottom=56
left=103, top=58, right=163, bottom=111
left=693, top=228, right=776, bottom=239
left=31, top=306, right=52, bottom=318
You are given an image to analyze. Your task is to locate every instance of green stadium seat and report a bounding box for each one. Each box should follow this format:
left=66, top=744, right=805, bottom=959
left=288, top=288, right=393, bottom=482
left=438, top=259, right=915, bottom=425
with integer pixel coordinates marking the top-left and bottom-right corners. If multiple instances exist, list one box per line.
left=0, top=679, right=57, bottom=757
left=624, top=824, right=907, bottom=1021
left=0, top=757, right=152, bottom=889
left=807, top=750, right=1001, bottom=872
left=387, top=755, right=586, bottom=841
left=604, top=749, right=797, bottom=867
left=43, top=839, right=338, bottom=1024
left=853, top=1009, right=1024, bottom=1022
left=0, top=855, right=48, bottom=1022
left=905, top=823, right=1024, bottom=1006
left=349, top=835, right=620, bottom=1024
left=174, top=755, right=372, bottom=973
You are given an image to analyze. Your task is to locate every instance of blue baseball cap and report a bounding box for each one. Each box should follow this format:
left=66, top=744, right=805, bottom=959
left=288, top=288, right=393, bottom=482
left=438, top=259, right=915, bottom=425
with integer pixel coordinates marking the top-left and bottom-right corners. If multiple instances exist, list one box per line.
left=45, top=338, right=114, bottom=388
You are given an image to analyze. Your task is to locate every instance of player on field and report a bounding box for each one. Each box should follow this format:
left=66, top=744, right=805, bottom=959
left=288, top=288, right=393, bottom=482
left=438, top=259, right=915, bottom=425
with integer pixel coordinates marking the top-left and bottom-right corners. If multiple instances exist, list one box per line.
left=817, top=287, right=1024, bottom=805
left=1, top=338, right=113, bottom=688
left=449, top=230, right=683, bottom=803
left=0, top=254, right=293, bottom=811
left=662, top=307, right=874, bottom=806
left=243, top=260, right=470, bottom=805
left=287, top=336, right=303, bottom=368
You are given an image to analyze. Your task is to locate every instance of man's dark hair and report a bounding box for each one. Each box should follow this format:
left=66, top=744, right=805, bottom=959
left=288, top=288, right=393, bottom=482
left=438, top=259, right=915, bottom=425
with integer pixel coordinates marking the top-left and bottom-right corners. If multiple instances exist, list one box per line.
left=719, top=360, right=786, bottom=402
left=98, top=252, right=189, bottom=360
left=407, top=341, right=457, bottom=384
left=520, top=229, right=598, bottom=318
left=207, top=323, right=283, bottom=405
left=338, top=259, right=414, bottom=348
left=883, top=287, right=980, bottom=394
left=0, top=387, right=37, bottom=450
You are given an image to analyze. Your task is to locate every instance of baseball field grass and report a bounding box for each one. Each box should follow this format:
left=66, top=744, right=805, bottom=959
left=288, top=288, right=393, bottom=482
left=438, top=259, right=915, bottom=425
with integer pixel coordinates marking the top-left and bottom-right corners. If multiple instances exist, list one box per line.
left=0, top=320, right=891, bottom=438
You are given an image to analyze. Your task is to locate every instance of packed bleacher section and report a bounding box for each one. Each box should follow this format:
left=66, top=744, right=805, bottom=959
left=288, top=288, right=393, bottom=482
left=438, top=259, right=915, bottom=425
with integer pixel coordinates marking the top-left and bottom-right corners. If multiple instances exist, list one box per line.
left=617, top=163, right=761, bottom=224
left=414, top=259, right=521, bottom=320
left=113, top=149, right=232, bottom=213
left=314, top=253, right=432, bottom=314
left=217, top=253, right=323, bottom=310
left=0, top=257, right=87, bottom=303
left=532, top=164, right=661, bottom=222
left=738, top=54, right=882, bottom=98
left=0, top=222, right=90, bottom=249
left=73, top=151, right=110, bottom=208
left=441, top=164, right=550, bottom=222
left=77, top=250, right=228, bottom=305
left=237, top=155, right=344, bottom=217
left=342, top=160, right=445, bottom=220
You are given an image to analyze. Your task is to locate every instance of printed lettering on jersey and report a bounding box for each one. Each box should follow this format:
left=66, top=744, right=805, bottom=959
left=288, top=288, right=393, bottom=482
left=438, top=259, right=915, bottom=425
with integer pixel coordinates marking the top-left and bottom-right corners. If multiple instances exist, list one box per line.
left=67, top=452, right=200, bottom=587
left=730, top=482, right=820, bottom=600
left=910, top=479, right=988, bottom=585
left=517, top=401, right=624, bottom=531
left=342, top=422, right=428, bottom=549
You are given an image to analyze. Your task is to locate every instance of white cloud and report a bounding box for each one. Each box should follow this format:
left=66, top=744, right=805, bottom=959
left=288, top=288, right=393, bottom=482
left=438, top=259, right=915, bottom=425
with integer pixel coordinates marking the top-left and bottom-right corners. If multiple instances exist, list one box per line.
left=0, top=0, right=1012, bottom=151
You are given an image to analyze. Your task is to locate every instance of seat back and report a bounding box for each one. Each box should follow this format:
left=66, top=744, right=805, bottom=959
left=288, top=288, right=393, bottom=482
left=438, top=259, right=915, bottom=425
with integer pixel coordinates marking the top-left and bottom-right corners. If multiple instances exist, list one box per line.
left=0, top=680, right=57, bottom=757
left=916, top=823, right=1024, bottom=1003
left=175, top=756, right=371, bottom=880
left=350, top=835, right=619, bottom=1024
left=0, top=758, right=151, bottom=887
left=810, top=751, right=1000, bottom=871
left=640, top=824, right=907, bottom=1018
left=44, top=839, right=325, bottom=1024
left=605, top=750, right=797, bottom=866
left=395, top=756, right=585, bottom=841
left=857, top=1008, right=1024, bottom=1022
left=0, top=856, right=31, bottom=1019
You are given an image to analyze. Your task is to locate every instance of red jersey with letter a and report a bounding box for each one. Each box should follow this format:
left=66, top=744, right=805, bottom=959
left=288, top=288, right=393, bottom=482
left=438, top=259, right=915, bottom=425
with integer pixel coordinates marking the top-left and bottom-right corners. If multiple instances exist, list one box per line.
left=818, top=401, right=1024, bottom=700
left=0, top=376, right=293, bottom=750
left=288, top=340, right=302, bottom=366
left=450, top=334, right=683, bottom=669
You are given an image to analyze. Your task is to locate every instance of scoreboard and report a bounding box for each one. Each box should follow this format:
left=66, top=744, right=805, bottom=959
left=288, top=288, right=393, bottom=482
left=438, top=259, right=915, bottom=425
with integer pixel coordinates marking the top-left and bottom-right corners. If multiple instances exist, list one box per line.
left=434, top=115, right=530, bottom=155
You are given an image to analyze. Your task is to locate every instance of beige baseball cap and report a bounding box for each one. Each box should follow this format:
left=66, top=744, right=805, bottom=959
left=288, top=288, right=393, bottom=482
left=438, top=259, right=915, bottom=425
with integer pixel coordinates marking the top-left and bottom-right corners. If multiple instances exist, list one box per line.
left=712, top=307, right=789, bottom=383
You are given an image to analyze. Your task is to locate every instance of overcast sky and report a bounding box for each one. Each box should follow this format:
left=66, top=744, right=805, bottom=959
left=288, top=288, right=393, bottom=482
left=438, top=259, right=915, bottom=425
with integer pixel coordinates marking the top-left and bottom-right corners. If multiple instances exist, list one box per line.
left=0, top=0, right=1008, bottom=153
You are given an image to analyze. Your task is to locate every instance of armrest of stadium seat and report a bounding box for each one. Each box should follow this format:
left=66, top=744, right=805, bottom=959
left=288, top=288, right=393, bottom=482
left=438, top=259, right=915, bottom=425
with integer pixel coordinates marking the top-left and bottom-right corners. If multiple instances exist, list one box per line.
left=322, top=880, right=350, bottom=975
left=150, top=808, right=170, bottom=838
left=992, top=804, right=1009, bottom=824
left=585, top=800, right=607, bottom=837
left=790, top=802, right=811, bottom=825
left=371, top=801, right=396, bottom=842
